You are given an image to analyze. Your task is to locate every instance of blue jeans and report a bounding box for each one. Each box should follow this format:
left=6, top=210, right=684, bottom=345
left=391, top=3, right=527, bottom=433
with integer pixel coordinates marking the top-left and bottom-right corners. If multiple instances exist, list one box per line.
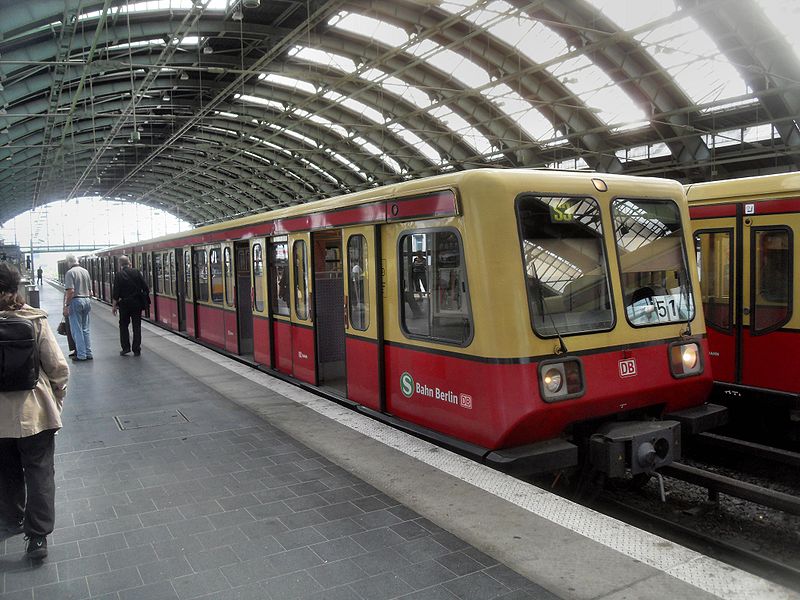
left=68, top=297, right=92, bottom=359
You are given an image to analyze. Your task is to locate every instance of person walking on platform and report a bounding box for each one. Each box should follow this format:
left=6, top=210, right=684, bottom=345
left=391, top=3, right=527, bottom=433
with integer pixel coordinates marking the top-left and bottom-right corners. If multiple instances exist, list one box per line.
left=62, top=255, right=93, bottom=361
left=0, top=263, right=70, bottom=559
left=36, top=267, right=43, bottom=286
left=111, top=255, right=150, bottom=356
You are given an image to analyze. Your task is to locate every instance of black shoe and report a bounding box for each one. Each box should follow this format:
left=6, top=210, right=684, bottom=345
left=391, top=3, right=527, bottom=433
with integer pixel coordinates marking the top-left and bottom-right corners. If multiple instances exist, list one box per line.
left=120, top=350, right=131, bottom=356
left=25, top=535, right=47, bottom=559
left=71, top=356, right=87, bottom=361
left=68, top=351, right=76, bottom=357
left=86, top=356, right=93, bottom=360
left=133, top=350, right=141, bottom=356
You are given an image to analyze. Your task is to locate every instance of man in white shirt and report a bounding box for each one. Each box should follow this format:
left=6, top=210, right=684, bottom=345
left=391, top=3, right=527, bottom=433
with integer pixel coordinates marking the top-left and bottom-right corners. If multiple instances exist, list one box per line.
left=62, top=255, right=93, bottom=361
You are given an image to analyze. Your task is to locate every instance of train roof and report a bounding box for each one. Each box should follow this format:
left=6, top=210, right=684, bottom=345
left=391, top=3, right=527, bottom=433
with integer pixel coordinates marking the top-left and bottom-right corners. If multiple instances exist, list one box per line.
left=95, top=168, right=684, bottom=254
left=685, top=171, right=800, bottom=203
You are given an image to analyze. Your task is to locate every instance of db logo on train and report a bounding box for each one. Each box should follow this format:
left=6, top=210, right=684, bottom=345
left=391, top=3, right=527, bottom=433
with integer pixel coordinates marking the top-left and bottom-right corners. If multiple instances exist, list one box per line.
left=619, top=358, right=637, bottom=378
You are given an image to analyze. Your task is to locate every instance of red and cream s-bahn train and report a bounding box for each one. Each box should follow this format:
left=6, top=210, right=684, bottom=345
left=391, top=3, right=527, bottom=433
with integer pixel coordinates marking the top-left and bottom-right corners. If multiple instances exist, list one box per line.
left=70, top=169, right=726, bottom=477
left=688, top=172, right=800, bottom=437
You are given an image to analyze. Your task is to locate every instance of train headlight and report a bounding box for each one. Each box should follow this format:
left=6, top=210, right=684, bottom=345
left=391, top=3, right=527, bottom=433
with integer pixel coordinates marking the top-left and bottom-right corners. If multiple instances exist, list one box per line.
left=543, top=369, right=563, bottom=393
left=539, top=358, right=584, bottom=402
left=669, top=341, right=703, bottom=378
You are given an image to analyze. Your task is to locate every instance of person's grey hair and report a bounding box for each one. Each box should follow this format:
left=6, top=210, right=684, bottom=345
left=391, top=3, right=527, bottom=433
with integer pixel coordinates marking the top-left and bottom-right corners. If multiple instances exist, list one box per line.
left=66, top=254, right=78, bottom=266
left=119, top=255, right=131, bottom=267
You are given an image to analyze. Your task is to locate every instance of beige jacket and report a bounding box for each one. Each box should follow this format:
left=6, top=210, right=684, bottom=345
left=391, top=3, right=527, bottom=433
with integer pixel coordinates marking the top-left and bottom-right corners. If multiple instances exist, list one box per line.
left=0, top=306, right=69, bottom=438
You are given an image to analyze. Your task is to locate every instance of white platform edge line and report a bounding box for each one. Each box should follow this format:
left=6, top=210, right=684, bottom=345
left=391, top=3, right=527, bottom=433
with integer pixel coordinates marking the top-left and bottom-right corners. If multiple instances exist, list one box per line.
left=144, top=322, right=796, bottom=600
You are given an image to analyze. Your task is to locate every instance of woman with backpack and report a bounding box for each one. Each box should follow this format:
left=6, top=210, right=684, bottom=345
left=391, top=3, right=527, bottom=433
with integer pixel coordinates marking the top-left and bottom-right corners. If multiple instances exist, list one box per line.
left=0, top=263, right=69, bottom=559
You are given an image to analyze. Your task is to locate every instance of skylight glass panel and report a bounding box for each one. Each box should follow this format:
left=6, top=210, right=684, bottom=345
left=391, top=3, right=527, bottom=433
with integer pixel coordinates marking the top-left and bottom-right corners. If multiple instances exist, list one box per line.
left=428, top=106, right=493, bottom=155
left=81, top=0, right=226, bottom=21
left=266, top=126, right=318, bottom=149
left=634, top=16, right=750, bottom=107
left=482, top=84, right=555, bottom=140
left=299, top=157, right=339, bottom=184
left=294, top=109, right=350, bottom=139
left=584, top=0, right=676, bottom=31
left=214, top=111, right=239, bottom=119
left=327, top=12, right=410, bottom=47
left=756, top=0, right=800, bottom=62
left=236, top=94, right=284, bottom=112
left=323, top=91, right=385, bottom=125
left=743, top=124, right=778, bottom=143
left=289, top=47, right=357, bottom=73
left=360, top=69, right=432, bottom=111
left=387, top=124, right=442, bottom=165
left=353, top=136, right=402, bottom=174
left=407, top=41, right=491, bottom=88
left=326, top=149, right=368, bottom=180
left=260, top=74, right=318, bottom=96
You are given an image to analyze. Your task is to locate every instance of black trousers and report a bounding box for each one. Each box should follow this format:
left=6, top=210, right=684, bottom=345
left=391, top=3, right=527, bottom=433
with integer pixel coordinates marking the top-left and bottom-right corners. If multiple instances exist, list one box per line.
left=0, top=429, right=57, bottom=537
left=119, top=306, right=143, bottom=352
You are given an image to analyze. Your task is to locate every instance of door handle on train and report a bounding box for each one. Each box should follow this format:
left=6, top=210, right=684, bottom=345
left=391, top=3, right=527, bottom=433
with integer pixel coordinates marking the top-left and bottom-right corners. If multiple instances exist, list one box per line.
left=742, top=307, right=750, bottom=315
left=343, top=296, right=349, bottom=329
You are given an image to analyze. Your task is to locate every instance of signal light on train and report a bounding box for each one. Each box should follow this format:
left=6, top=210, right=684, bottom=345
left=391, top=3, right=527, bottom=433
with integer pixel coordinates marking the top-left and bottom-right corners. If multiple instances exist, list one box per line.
left=539, top=358, right=584, bottom=402
left=669, top=341, right=702, bottom=378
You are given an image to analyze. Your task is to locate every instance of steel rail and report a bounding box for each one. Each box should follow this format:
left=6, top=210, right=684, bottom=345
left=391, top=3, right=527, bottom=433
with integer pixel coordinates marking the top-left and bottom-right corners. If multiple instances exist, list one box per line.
left=693, top=432, right=800, bottom=468
left=661, top=463, right=800, bottom=516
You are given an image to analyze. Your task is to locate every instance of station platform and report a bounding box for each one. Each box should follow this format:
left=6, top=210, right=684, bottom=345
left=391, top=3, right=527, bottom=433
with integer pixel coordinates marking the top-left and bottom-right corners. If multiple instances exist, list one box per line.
left=1, top=284, right=795, bottom=600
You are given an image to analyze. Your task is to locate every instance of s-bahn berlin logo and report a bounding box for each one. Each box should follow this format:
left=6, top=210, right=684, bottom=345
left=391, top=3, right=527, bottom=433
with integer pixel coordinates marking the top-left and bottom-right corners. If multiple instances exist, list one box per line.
left=400, top=372, right=414, bottom=398
left=400, top=371, right=473, bottom=409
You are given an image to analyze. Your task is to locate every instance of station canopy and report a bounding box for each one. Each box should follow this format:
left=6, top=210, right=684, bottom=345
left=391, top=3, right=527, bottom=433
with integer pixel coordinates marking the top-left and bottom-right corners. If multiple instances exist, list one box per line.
left=1, top=0, right=798, bottom=225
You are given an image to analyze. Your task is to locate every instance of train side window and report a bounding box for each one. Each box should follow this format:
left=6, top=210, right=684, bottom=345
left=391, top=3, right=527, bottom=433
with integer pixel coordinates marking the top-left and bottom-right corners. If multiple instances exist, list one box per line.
left=253, top=244, right=264, bottom=312
left=154, top=253, right=162, bottom=294
left=347, top=235, right=369, bottom=331
left=209, top=247, right=223, bottom=304
left=223, top=247, right=234, bottom=307
left=293, top=240, right=309, bottom=320
left=163, top=252, right=172, bottom=296
left=194, top=249, right=209, bottom=302
left=694, top=230, right=733, bottom=332
left=517, top=195, right=614, bottom=336
left=269, top=241, right=290, bottom=316
left=399, top=229, right=473, bottom=345
left=751, top=227, right=792, bottom=334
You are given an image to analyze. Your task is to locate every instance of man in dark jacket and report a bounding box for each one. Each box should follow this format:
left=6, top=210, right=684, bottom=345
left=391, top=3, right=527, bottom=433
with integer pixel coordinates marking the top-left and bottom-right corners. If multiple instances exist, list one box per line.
left=111, top=256, right=150, bottom=356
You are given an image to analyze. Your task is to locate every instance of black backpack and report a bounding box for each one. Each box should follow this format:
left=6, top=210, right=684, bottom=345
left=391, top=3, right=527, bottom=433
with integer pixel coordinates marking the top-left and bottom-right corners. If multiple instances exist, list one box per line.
left=0, top=315, right=39, bottom=391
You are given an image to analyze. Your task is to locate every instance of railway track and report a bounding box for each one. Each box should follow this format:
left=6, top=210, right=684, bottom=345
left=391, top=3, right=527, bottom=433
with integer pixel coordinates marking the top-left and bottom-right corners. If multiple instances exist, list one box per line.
left=595, top=495, right=800, bottom=592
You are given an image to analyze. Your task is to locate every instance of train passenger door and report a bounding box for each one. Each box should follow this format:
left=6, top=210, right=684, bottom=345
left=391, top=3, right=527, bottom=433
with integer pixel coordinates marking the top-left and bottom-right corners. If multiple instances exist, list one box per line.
left=695, top=218, right=737, bottom=384
left=740, top=212, right=795, bottom=393
left=182, top=247, right=195, bottom=336
left=343, top=227, right=381, bottom=410
left=176, top=249, right=186, bottom=332
left=250, top=238, right=271, bottom=366
left=222, top=243, right=239, bottom=354
left=290, top=233, right=316, bottom=384
left=312, top=230, right=346, bottom=395
left=234, top=241, right=253, bottom=357
left=268, top=237, right=292, bottom=375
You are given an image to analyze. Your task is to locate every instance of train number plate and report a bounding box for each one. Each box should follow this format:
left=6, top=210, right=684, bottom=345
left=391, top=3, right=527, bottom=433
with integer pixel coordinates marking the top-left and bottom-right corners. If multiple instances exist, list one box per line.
left=619, top=358, right=637, bottom=378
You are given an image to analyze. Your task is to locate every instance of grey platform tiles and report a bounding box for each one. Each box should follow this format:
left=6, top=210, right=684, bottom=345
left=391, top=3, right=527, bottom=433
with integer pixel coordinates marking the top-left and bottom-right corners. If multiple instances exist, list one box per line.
left=0, top=286, right=555, bottom=600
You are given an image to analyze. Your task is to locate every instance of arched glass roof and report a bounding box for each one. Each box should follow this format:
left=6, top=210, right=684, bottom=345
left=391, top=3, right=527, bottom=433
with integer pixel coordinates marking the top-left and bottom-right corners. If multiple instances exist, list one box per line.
left=0, top=0, right=798, bottom=225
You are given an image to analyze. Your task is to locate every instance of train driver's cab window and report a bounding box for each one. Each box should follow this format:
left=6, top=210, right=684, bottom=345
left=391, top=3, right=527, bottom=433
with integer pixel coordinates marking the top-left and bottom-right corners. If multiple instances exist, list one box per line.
left=209, top=247, right=223, bottom=304
left=516, top=195, right=613, bottom=336
left=694, top=230, right=732, bottom=331
left=399, top=230, right=472, bottom=345
left=269, top=240, right=290, bottom=316
left=293, top=240, right=309, bottom=320
left=752, top=228, right=792, bottom=333
left=252, top=243, right=264, bottom=312
left=347, top=235, right=369, bottom=331
left=613, top=199, right=695, bottom=327
left=194, top=249, right=209, bottom=302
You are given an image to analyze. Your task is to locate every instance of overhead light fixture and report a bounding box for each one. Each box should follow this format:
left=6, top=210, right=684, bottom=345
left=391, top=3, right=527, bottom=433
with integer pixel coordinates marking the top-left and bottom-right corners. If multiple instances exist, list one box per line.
left=232, top=6, right=243, bottom=20
left=0, top=82, right=4, bottom=91
left=162, top=94, right=171, bottom=101
left=180, top=71, right=189, bottom=80
left=203, top=45, right=213, bottom=54
left=242, top=0, right=260, bottom=7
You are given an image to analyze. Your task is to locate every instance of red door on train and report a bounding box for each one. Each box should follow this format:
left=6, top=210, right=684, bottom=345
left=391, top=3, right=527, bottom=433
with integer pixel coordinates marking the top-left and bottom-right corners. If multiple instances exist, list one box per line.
left=694, top=203, right=797, bottom=393
left=342, top=227, right=381, bottom=410
left=250, top=238, right=271, bottom=366
left=740, top=210, right=795, bottom=393
left=289, top=232, right=316, bottom=384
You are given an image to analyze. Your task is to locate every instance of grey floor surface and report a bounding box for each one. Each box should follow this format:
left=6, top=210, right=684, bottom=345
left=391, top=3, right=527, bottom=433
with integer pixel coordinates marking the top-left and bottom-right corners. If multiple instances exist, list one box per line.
left=0, top=285, right=556, bottom=600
